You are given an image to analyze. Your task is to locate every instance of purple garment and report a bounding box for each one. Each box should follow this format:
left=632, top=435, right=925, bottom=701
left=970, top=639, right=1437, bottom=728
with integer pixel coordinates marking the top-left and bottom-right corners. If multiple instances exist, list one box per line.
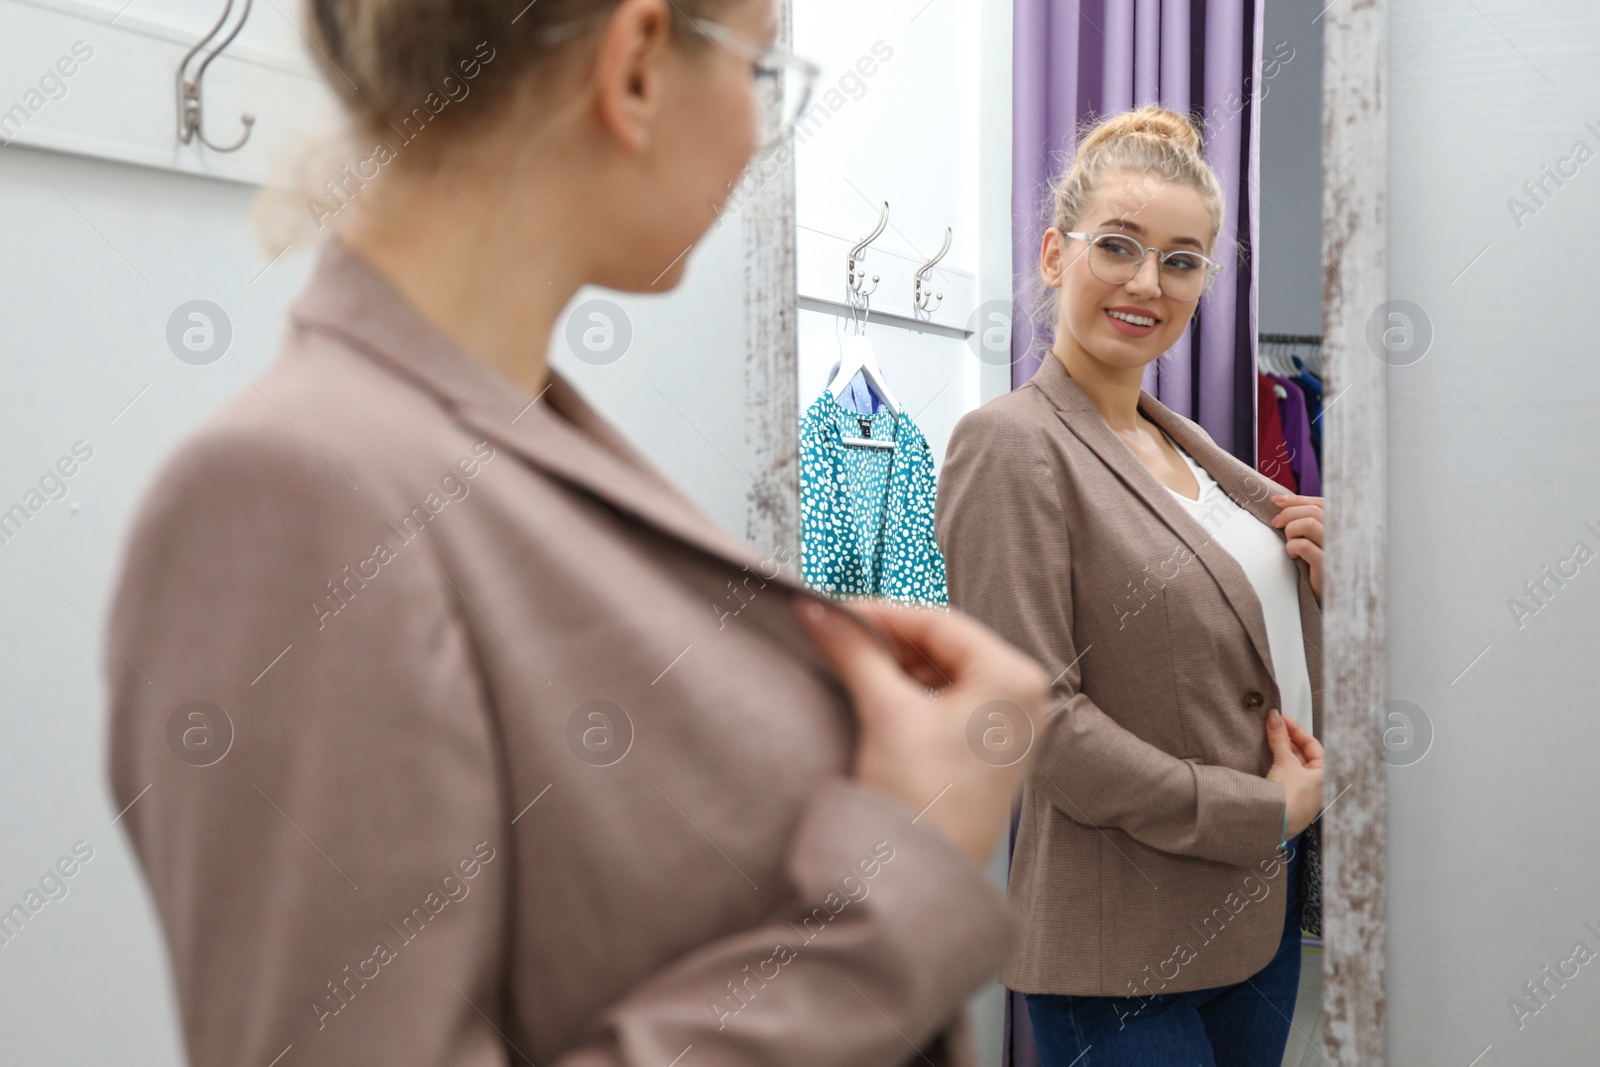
left=1269, top=373, right=1320, bottom=496
left=1010, top=0, right=1265, bottom=464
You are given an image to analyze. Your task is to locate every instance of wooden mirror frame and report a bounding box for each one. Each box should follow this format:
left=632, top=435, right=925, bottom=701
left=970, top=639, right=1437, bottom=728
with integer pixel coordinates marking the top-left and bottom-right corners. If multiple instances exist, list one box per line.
left=1321, top=1, right=1388, bottom=1063
left=741, top=2, right=801, bottom=568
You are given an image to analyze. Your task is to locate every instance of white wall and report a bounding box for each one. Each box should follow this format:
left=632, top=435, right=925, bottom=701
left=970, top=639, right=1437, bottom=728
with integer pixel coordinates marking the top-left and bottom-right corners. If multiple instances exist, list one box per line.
left=1386, top=1, right=1600, bottom=1062
left=0, top=140, right=310, bottom=1066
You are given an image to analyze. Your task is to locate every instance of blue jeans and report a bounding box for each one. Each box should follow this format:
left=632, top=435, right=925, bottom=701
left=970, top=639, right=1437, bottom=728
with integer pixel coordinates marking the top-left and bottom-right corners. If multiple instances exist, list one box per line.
left=1025, top=834, right=1304, bottom=1067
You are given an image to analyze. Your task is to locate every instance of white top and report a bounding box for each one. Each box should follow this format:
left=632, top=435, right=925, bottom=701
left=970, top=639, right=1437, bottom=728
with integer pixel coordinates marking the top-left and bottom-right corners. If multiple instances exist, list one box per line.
left=1159, top=430, right=1314, bottom=734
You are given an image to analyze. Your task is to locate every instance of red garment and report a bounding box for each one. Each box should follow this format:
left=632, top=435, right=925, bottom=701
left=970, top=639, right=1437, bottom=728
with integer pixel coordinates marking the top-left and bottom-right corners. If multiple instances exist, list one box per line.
left=1257, top=372, right=1298, bottom=491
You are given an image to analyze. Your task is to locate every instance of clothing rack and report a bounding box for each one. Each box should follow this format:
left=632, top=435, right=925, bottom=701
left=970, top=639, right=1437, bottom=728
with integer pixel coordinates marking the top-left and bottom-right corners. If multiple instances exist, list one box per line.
left=1259, top=331, right=1324, bottom=378
left=1255, top=332, right=1325, bottom=496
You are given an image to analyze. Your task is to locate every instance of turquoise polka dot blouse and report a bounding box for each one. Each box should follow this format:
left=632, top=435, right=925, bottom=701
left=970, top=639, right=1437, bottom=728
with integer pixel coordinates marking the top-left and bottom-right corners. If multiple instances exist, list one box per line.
left=798, top=392, right=948, bottom=605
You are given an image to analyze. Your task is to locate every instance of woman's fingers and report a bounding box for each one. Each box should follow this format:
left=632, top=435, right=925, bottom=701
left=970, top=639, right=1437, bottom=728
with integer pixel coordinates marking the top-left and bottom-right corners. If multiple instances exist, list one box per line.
left=795, top=598, right=920, bottom=710
left=1282, top=714, right=1325, bottom=767
left=797, top=594, right=1047, bottom=865
left=1272, top=504, right=1324, bottom=528
left=1284, top=539, right=1324, bottom=566
left=830, top=597, right=1015, bottom=689
left=1264, top=709, right=1305, bottom=769
left=1273, top=511, right=1324, bottom=543
left=800, top=596, right=1047, bottom=714
left=832, top=599, right=960, bottom=687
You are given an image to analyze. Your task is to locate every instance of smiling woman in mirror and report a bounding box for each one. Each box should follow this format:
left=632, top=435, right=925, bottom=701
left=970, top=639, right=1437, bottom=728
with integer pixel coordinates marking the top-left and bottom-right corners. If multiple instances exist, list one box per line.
left=936, top=103, right=1328, bottom=1067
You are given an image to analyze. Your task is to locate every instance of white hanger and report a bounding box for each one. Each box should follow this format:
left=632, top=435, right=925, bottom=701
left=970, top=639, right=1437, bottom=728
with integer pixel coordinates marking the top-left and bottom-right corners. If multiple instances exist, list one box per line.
left=827, top=334, right=902, bottom=416
left=1261, top=339, right=1282, bottom=376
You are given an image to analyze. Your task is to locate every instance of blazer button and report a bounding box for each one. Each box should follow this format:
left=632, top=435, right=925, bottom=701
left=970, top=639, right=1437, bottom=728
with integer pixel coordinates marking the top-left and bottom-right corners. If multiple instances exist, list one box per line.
left=1243, top=690, right=1265, bottom=711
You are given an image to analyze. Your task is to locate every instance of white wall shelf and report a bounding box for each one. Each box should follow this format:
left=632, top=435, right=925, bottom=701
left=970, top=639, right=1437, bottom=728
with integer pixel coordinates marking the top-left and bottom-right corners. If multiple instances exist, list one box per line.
left=2, top=0, right=339, bottom=186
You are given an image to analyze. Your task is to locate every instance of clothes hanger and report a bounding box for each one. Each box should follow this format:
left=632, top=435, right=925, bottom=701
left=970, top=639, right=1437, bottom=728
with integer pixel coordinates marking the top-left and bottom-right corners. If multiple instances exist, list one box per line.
left=1303, top=339, right=1325, bottom=377
left=1263, top=342, right=1288, bottom=399
left=830, top=334, right=901, bottom=419
left=1259, top=337, right=1287, bottom=384
left=825, top=342, right=902, bottom=451
left=825, top=201, right=903, bottom=418
left=822, top=324, right=894, bottom=450
left=839, top=409, right=896, bottom=451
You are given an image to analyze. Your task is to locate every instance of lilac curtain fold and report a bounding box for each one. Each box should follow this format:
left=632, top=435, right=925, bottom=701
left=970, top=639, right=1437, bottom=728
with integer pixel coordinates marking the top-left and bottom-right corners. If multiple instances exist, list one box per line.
left=1010, top=0, right=1264, bottom=463
left=1003, top=5, right=1266, bottom=1064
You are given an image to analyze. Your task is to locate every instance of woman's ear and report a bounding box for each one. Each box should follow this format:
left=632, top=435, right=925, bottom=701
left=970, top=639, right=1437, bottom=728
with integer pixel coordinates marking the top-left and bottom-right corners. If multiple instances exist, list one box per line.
left=1040, top=226, right=1064, bottom=290
left=594, top=0, right=673, bottom=153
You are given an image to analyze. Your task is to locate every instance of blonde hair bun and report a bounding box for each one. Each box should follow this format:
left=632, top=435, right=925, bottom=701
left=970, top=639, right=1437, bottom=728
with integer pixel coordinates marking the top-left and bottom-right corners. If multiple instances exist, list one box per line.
left=1077, top=103, right=1203, bottom=156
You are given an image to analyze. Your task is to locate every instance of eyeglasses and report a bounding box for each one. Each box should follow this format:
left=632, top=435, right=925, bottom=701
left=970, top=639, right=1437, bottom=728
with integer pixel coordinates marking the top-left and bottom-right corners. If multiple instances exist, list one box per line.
left=685, top=19, right=820, bottom=151
left=532, top=14, right=820, bottom=154
left=1061, top=230, right=1222, bottom=302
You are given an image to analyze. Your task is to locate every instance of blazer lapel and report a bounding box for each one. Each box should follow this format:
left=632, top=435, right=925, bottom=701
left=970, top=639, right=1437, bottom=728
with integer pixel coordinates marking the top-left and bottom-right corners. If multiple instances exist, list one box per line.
left=1030, top=356, right=1284, bottom=689
left=287, top=237, right=813, bottom=601
left=1140, top=387, right=1328, bottom=739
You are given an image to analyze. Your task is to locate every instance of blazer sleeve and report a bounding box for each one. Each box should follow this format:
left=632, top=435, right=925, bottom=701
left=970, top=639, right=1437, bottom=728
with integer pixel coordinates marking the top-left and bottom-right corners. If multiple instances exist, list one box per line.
left=573, top=778, right=1011, bottom=1067
left=106, top=428, right=1011, bottom=1067
left=934, top=410, right=1285, bottom=870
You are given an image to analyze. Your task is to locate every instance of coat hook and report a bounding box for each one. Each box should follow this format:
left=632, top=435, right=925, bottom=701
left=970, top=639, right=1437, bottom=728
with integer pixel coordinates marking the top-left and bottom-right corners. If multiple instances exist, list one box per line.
left=846, top=201, right=889, bottom=303
left=176, top=0, right=256, bottom=153
left=913, top=227, right=952, bottom=315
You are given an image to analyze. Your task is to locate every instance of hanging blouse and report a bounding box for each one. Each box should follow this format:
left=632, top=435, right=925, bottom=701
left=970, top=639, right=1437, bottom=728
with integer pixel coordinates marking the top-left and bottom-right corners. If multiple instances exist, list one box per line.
left=1256, top=372, right=1297, bottom=492
left=799, top=392, right=947, bottom=605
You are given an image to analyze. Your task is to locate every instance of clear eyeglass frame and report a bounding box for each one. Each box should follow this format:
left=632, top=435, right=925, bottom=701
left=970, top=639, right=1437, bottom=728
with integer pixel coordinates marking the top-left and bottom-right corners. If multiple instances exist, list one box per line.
left=686, top=18, right=821, bottom=151
left=529, top=14, right=821, bottom=154
left=1061, top=229, right=1223, bottom=302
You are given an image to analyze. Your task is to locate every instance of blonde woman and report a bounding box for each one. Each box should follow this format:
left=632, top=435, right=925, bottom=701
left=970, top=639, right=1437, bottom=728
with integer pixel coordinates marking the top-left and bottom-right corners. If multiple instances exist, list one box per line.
left=103, top=1, right=1050, bottom=1064
left=936, top=106, right=1327, bottom=1066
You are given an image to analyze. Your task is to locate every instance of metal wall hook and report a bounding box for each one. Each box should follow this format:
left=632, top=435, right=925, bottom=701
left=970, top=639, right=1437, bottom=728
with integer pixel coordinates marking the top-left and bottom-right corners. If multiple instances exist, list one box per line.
left=176, top=0, right=256, bottom=153
left=913, top=226, right=952, bottom=315
left=846, top=201, right=889, bottom=303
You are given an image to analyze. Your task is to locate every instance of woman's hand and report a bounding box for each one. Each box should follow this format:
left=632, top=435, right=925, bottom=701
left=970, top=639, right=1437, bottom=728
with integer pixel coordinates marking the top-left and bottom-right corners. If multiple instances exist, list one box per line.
left=1265, top=708, right=1324, bottom=838
left=1270, top=493, right=1324, bottom=600
left=798, top=596, right=1049, bottom=865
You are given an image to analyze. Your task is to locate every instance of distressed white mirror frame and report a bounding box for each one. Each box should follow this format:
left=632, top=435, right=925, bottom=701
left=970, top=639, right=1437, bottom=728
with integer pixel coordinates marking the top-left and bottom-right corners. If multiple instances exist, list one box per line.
left=1321, top=1, right=1387, bottom=1064
left=741, top=2, right=1389, bottom=1062
left=740, top=1, right=802, bottom=566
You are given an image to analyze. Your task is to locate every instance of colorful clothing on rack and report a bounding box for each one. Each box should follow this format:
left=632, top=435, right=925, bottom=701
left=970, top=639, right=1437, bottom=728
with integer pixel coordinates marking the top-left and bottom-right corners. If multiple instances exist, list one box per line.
left=1256, top=372, right=1297, bottom=492
left=1268, top=373, right=1321, bottom=496
left=799, top=392, right=947, bottom=604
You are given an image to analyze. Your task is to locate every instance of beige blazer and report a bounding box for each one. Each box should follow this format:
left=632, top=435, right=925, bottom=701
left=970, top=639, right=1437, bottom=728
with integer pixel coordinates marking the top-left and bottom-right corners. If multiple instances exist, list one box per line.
left=104, top=237, right=1012, bottom=1066
left=934, top=353, right=1324, bottom=997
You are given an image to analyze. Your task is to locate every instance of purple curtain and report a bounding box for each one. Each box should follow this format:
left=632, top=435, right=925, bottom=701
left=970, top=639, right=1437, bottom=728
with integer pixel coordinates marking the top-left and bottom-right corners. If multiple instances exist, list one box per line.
left=1002, top=5, right=1265, bottom=1064
left=1010, top=0, right=1264, bottom=463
